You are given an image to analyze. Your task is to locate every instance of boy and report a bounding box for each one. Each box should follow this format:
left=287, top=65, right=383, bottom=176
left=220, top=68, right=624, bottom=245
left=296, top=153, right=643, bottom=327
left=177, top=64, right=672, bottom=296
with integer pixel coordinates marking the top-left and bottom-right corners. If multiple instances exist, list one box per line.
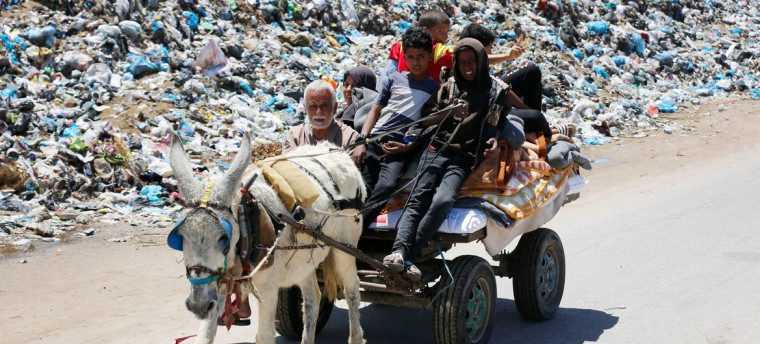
left=386, top=10, right=453, bottom=82
left=458, top=24, right=538, bottom=109
left=352, top=27, right=439, bottom=231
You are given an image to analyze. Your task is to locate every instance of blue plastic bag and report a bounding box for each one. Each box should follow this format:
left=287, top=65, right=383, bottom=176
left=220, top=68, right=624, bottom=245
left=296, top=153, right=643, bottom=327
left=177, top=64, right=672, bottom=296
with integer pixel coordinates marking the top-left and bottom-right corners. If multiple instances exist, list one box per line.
left=500, top=31, right=517, bottom=40
left=126, top=54, right=161, bottom=79
left=183, top=11, right=199, bottom=31
left=179, top=119, right=195, bottom=138
left=394, top=20, right=412, bottom=33
left=654, top=51, right=674, bottom=66
left=0, top=85, right=17, bottom=100
left=1, top=33, right=19, bottom=64
left=612, top=55, right=627, bottom=67
left=23, top=25, right=56, bottom=48
left=751, top=88, right=760, bottom=100
left=239, top=80, right=254, bottom=96
left=657, top=97, right=678, bottom=113
left=140, top=185, right=165, bottom=206
left=593, top=65, right=609, bottom=79
left=61, top=123, right=81, bottom=137
left=587, top=21, right=610, bottom=35
left=629, top=32, right=645, bottom=56
left=572, top=48, right=585, bottom=60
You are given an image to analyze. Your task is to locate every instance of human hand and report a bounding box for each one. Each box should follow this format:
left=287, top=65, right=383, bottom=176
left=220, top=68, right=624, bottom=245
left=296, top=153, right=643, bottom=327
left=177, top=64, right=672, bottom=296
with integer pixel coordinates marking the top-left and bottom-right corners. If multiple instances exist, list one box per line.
left=350, top=144, right=367, bottom=164
left=508, top=44, right=526, bottom=60
left=484, top=138, right=499, bottom=156
left=382, top=141, right=409, bottom=155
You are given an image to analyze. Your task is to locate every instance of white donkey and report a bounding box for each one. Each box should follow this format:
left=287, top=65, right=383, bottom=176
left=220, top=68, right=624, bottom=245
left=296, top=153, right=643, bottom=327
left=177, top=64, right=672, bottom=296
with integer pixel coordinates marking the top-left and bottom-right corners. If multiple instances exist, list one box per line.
left=168, top=132, right=366, bottom=344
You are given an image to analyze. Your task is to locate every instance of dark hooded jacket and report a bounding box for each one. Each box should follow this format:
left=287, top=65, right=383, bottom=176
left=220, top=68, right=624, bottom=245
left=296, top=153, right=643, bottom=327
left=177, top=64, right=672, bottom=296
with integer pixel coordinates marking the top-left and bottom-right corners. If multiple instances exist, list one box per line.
left=429, top=38, right=525, bottom=160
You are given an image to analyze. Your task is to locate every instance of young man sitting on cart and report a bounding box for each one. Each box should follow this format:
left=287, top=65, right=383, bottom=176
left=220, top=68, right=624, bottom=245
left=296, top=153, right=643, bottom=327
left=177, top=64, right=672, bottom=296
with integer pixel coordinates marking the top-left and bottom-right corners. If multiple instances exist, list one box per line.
left=383, top=38, right=526, bottom=281
left=352, top=27, right=440, bottom=231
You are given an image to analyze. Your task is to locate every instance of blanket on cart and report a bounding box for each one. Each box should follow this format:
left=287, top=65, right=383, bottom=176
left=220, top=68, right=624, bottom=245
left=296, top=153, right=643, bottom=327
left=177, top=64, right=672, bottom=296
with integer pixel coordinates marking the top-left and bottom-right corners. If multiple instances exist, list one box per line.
left=458, top=144, right=574, bottom=221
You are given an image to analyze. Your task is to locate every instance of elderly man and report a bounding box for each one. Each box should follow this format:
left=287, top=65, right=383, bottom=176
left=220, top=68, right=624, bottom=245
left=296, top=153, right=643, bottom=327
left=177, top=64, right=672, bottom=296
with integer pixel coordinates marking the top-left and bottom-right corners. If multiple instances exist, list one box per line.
left=285, top=80, right=361, bottom=159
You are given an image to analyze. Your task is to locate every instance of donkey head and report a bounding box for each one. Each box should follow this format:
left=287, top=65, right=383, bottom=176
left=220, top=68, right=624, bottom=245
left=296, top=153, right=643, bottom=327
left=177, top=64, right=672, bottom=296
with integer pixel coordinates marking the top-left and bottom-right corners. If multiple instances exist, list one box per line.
left=167, top=132, right=251, bottom=319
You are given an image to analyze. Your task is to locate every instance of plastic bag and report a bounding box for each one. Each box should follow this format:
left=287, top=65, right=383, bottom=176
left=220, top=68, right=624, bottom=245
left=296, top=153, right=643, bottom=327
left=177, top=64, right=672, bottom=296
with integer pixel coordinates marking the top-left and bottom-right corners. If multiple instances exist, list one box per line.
left=126, top=54, right=161, bottom=79
left=194, top=39, right=228, bottom=77
left=586, top=21, right=609, bottom=35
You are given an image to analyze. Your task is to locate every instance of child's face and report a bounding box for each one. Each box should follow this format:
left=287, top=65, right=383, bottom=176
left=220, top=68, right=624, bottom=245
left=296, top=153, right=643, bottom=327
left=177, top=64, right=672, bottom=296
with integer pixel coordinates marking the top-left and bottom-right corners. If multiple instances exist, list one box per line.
left=404, top=47, right=432, bottom=78
left=426, top=23, right=450, bottom=43
left=456, top=49, right=478, bottom=81
left=342, top=76, right=354, bottom=103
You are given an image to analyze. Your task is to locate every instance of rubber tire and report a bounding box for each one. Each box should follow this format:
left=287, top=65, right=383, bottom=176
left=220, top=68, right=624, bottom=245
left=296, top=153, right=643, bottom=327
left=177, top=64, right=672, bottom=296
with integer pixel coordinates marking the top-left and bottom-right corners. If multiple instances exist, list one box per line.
left=433, top=255, right=497, bottom=344
left=512, top=228, right=565, bottom=321
left=275, top=286, right=334, bottom=340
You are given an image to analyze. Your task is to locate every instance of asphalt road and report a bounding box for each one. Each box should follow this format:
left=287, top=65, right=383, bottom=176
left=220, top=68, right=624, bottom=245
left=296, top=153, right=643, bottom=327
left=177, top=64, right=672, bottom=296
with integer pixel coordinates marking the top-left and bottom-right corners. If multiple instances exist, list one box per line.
left=2, top=100, right=759, bottom=343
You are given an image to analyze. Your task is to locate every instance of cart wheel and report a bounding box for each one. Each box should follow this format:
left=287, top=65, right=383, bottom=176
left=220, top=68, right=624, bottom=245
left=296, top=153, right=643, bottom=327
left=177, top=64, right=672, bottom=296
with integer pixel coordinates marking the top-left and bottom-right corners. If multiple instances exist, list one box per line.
left=433, top=255, right=497, bottom=344
left=275, top=286, right=334, bottom=340
left=512, top=228, right=565, bottom=321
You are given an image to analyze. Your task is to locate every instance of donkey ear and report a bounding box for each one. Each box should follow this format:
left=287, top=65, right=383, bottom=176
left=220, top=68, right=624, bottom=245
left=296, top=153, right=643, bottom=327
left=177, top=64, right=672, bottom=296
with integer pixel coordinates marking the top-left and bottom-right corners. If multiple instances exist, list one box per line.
left=214, top=131, right=252, bottom=205
left=169, top=131, right=202, bottom=202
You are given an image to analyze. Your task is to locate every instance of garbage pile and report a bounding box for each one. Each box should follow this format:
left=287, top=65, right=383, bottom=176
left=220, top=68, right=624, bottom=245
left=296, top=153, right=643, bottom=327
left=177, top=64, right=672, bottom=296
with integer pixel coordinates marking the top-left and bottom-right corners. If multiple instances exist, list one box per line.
left=1, top=0, right=758, bottom=250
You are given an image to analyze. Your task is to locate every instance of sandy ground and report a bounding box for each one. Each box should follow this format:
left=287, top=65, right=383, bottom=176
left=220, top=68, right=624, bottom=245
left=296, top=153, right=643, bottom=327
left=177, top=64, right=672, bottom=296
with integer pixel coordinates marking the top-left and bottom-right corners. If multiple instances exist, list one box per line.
left=1, top=98, right=759, bottom=344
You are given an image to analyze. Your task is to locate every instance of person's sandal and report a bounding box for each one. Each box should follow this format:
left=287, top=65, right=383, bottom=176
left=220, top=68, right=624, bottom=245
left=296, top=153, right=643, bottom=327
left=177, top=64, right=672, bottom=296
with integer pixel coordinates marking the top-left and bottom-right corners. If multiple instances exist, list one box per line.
left=383, top=252, right=405, bottom=272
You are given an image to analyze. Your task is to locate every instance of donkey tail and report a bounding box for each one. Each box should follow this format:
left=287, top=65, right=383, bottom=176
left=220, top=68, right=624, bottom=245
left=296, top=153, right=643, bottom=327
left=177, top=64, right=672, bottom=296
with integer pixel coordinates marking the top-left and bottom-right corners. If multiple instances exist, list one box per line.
left=321, top=250, right=340, bottom=301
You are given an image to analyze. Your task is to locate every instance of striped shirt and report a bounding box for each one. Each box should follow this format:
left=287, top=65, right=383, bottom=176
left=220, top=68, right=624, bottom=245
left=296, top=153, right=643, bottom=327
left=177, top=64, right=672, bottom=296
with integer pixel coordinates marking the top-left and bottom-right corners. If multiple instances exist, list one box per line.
left=372, top=71, right=439, bottom=141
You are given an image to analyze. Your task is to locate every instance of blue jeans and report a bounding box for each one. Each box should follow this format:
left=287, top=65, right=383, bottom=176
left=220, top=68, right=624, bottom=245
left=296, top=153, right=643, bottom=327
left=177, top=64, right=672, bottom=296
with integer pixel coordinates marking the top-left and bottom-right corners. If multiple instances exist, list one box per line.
left=392, top=147, right=471, bottom=260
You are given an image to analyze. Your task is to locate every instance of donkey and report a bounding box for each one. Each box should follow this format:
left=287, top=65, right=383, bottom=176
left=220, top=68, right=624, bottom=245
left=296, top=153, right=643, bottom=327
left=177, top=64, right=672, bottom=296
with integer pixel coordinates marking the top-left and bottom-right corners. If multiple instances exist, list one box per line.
left=168, top=133, right=367, bottom=344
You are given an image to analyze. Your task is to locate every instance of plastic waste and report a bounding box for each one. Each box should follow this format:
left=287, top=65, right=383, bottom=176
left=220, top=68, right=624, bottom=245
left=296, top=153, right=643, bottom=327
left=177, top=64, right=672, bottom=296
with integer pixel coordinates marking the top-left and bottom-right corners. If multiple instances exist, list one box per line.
left=194, top=39, right=228, bottom=77
left=126, top=54, right=162, bottom=79
left=23, top=25, right=56, bottom=47
left=746, top=88, right=760, bottom=100
left=183, top=11, right=200, bottom=31
left=84, top=63, right=112, bottom=85
left=340, top=0, right=359, bottom=23
left=61, top=123, right=81, bottom=137
left=60, top=51, right=93, bottom=77
left=612, top=56, right=627, bottom=67
left=139, top=185, right=165, bottom=206
left=119, top=21, right=143, bottom=42
left=657, top=96, right=678, bottom=113
left=586, top=21, right=609, bottom=35
left=629, top=32, right=646, bottom=56
left=593, top=65, right=609, bottom=79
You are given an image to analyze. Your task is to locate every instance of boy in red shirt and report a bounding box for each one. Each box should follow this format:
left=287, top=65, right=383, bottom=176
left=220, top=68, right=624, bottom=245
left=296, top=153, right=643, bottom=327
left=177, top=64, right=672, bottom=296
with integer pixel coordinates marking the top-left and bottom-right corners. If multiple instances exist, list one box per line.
left=386, top=10, right=453, bottom=82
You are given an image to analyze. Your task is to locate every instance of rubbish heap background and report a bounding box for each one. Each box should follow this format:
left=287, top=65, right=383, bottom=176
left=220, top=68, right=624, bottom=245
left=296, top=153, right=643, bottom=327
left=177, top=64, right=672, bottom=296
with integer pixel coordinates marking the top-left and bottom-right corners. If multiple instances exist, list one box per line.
left=1, top=0, right=758, bottom=250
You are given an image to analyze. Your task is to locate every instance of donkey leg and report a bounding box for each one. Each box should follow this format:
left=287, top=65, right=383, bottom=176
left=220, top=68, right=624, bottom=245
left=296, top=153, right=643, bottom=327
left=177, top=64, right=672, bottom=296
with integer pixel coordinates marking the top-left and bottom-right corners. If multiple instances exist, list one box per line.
left=299, top=272, right=321, bottom=344
left=195, top=302, right=221, bottom=344
left=334, top=251, right=365, bottom=344
left=254, top=287, right=278, bottom=344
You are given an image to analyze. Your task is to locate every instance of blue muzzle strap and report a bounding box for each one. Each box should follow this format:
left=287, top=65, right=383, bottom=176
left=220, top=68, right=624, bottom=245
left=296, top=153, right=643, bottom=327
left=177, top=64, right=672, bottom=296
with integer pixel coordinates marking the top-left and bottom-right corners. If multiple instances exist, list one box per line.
left=188, top=256, right=228, bottom=286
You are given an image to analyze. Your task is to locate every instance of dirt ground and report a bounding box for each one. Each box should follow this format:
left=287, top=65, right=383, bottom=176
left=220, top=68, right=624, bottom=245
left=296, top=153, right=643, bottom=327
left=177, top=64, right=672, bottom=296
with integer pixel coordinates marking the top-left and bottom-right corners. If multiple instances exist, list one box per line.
left=1, top=97, right=759, bottom=344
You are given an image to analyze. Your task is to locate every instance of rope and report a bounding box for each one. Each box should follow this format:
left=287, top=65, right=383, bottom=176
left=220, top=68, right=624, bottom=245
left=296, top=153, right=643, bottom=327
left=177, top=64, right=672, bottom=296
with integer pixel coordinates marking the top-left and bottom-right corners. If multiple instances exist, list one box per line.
left=430, top=243, right=455, bottom=305
left=232, top=236, right=280, bottom=282
left=344, top=100, right=469, bottom=151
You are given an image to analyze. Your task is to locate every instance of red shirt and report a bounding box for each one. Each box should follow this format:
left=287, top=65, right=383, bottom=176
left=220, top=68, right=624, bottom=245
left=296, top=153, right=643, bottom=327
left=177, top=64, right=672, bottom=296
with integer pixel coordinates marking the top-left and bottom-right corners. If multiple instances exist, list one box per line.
left=388, top=41, right=453, bottom=82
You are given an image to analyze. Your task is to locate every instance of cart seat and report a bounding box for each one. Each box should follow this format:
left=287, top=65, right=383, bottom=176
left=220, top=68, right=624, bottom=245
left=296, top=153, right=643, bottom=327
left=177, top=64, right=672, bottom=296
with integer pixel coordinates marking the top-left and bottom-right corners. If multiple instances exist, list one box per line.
left=363, top=198, right=513, bottom=243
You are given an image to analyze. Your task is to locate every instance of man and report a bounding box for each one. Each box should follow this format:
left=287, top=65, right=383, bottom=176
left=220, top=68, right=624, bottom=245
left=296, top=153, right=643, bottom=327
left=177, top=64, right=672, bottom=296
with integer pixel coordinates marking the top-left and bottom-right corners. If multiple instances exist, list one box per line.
left=226, top=80, right=360, bottom=327
left=285, top=79, right=361, bottom=160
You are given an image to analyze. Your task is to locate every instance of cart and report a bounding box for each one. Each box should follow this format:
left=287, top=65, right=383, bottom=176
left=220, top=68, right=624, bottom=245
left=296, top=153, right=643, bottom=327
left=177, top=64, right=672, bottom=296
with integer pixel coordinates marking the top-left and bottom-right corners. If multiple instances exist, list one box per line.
left=274, top=161, right=585, bottom=344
